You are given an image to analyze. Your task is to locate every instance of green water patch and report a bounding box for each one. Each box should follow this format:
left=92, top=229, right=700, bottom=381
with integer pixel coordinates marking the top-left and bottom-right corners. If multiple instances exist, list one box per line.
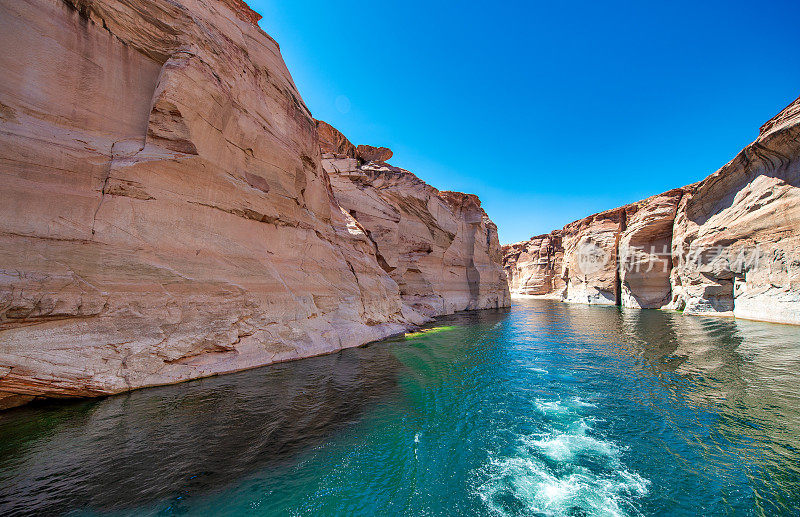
left=404, top=325, right=457, bottom=339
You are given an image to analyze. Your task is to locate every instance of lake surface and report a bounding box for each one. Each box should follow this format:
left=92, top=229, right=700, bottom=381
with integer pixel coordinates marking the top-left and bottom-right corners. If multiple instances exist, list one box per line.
left=2, top=299, right=800, bottom=516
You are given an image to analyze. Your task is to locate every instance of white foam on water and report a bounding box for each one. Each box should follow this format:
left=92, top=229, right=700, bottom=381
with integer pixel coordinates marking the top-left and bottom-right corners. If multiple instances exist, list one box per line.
left=475, top=398, right=648, bottom=517
left=528, top=424, right=619, bottom=463
left=476, top=452, right=648, bottom=517
left=535, top=399, right=570, bottom=415
left=570, top=396, right=597, bottom=408
left=535, top=397, right=597, bottom=418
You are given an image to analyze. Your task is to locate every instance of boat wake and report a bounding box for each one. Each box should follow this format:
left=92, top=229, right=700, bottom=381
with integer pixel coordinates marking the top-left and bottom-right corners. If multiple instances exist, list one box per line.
left=474, top=396, right=649, bottom=516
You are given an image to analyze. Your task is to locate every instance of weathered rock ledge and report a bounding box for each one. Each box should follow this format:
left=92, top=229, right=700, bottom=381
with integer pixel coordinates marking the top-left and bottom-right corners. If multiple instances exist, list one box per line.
left=504, top=96, right=800, bottom=326
left=0, top=0, right=508, bottom=409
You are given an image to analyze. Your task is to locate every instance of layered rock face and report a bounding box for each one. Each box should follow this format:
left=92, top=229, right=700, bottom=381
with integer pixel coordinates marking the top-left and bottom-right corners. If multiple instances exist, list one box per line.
left=321, top=144, right=509, bottom=320
left=0, top=0, right=507, bottom=409
left=503, top=232, right=563, bottom=296
left=317, top=120, right=357, bottom=158
left=503, top=97, right=800, bottom=325
left=619, top=188, right=688, bottom=309
left=669, top=98, right=800, bottom=324
left=560, top=207, right=625, bottom=305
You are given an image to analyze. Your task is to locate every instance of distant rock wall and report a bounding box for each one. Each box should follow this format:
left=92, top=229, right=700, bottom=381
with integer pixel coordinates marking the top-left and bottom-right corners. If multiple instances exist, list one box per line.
left=560, top=207, right=626, bottom=306
left=0, top=0, right=507, bottom=409
left=503, top=232, right=563, bottom=296
left=503, top=97, right=800, bottom=325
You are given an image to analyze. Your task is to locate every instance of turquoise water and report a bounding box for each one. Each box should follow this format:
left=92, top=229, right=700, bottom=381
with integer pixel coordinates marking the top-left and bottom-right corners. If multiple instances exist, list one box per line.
left=2, top=299, right=800, bottom=516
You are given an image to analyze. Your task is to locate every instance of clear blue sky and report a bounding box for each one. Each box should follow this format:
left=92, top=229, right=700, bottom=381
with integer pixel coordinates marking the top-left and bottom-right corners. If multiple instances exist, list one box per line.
left=249, top=0, right=799, bottom=244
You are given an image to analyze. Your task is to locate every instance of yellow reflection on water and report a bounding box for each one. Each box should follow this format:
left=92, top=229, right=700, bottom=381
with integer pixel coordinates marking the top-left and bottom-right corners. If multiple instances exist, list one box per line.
left=404, top=326, right=458, bottom=339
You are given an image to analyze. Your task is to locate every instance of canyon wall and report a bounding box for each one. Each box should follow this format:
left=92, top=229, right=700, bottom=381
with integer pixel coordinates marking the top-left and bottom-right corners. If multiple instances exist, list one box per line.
left=560, top=207, right=626, bottom=306
left=321, top=141, right=510, bottom=320
left=0, top=0, right=508, bottom=409
left=669, top=100, right=800, bottom=324
left=503, top=97, right=800, bottom=325
left=503, top=232, right=563, bottom=297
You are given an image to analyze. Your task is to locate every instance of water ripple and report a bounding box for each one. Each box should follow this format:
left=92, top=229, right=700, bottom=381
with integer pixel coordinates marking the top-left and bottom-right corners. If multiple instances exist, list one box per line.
left=1, top=301, right=799, bottom=515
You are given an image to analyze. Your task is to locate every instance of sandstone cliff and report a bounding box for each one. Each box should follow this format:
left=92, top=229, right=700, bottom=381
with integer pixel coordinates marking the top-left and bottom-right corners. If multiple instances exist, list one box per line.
left=619, top=188, right=688, bottom=309
left=0, top=0, right=508, bottom=409
left=560, top=207, right=626, bottom=305
left=503, top=232, right=563, bottom=296
left=320, top=127, right=509, bottom=320
left=503, top=97, right=800, bottom=325
left=669, top=98, right=800, bottom=324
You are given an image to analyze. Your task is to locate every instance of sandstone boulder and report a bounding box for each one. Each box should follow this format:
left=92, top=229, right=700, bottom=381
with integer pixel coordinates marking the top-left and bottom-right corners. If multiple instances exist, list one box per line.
left=356, top=145, right=393, bottom=163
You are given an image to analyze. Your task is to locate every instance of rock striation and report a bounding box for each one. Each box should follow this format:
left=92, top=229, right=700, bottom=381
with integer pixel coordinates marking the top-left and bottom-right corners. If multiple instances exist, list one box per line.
left=619, top=188, right=688, bottom=309
left=503, top=96, right=800, bottom=325
left=0, top=0, right=508, bottom=409
left=317, top=120, right=357, bottom=159
left=560, top=207, right=626, bottom=306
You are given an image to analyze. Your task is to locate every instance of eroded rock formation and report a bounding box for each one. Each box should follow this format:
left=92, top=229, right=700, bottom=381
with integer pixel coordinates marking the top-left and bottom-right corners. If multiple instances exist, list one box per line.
left=503, top=97, right=800, bottom=325
left=317, top=120, right=356, bottom=159
left=619, top=188, right=689, bottom=309
left=560, top=207, right=626, bottom=305
left=321, top=145, right=509, bottom=320
left=0, top=0, right=508, bottom=409
left=503, top=232, right=563, bottom=296
left=669, top=98, right=800, bottom=324
left=356, top=145, right=393, bottom=163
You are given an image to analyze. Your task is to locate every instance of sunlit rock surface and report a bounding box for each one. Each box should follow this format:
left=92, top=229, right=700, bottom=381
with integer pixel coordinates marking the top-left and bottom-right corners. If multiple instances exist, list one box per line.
left=669, top=98, right=800, bottom=324
left=322, top=151, right=510, bottom=320
left=503, top=232, right=564, bottom=297
left=560, top=208, right=625, bottom=306
left=619, top=188, right=689, bottom=309
left=503, top=97, right=800, bottom=325
left=317, top=120, right=356, bottom=159
left=356, top=145, right=393, bottom=163
left=0, top=0, right=507, bottom=408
